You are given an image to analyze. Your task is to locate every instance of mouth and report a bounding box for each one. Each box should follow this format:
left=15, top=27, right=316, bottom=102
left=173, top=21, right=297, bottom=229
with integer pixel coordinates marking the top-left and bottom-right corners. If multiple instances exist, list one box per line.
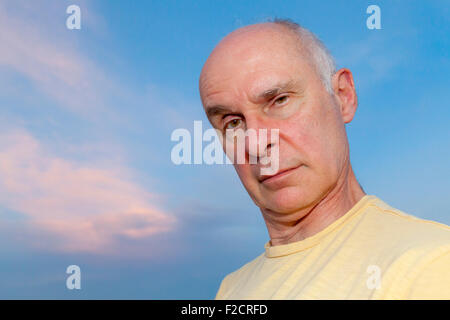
left=259, top=165, right=302, bottom=183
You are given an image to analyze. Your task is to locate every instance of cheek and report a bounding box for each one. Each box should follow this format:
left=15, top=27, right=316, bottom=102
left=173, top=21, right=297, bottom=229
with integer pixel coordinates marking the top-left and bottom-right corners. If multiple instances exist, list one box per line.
left=285, top=113, right=323, bottom=163
left=284, top=106, right=342, bottom=177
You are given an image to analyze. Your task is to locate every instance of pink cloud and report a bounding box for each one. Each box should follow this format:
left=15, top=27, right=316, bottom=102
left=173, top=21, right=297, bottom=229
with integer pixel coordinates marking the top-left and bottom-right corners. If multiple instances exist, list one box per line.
left=0, top=1, right=180, bottom=256
left=0, top=129, right=177, bottom=253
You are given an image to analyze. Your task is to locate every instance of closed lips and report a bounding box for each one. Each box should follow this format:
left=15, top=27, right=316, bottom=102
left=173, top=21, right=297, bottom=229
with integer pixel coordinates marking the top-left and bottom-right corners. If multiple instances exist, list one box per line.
left=259, top=165, right=300, bottom=182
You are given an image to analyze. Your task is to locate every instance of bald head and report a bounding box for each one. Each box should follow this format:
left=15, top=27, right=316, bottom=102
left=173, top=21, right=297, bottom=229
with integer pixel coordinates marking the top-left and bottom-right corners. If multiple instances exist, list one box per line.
left=200, top=20, right=336, bottom=99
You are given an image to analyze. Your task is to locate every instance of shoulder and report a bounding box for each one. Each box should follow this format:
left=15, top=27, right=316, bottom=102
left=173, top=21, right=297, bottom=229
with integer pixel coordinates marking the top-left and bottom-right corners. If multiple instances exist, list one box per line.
left=365, top=196, right=450, bottom=250
left=365, top=197, right=450, bottom=298
left=407, top=250, right=450, bottom=299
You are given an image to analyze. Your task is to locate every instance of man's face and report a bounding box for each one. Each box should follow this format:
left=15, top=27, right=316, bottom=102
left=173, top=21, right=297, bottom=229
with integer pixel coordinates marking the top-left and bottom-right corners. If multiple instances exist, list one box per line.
left=199, top=25, right=351, bottom=214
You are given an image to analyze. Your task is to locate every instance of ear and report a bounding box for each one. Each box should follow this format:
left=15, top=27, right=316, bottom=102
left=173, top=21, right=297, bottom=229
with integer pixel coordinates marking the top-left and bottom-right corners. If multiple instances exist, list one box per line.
left=331, top=68, right=358, bottom=123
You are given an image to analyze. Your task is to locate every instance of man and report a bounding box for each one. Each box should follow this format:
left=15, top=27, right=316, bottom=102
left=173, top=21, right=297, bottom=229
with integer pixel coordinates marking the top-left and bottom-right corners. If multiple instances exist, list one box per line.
left=199, top=19, right=450, bottom=299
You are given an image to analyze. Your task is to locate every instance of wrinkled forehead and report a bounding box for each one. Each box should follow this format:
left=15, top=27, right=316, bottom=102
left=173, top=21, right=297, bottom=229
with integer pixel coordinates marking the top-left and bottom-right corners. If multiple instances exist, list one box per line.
left=199, top=25, right=313, bottom=104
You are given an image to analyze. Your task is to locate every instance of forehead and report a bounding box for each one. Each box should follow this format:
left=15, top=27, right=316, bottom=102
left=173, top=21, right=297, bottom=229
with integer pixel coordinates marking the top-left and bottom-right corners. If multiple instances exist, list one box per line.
left=199, top=25, right=313, bottom=106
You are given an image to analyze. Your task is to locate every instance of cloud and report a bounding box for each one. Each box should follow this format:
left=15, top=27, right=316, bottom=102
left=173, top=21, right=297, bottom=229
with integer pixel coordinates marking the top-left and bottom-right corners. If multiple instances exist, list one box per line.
left=0, top=129, right=177, bottom=254
left=0, top=0, right=119, bottom=120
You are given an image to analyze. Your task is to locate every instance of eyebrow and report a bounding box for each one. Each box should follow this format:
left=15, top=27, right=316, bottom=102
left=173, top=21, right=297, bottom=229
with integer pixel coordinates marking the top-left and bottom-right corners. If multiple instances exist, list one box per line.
left=205, top=105, right=235, bottom=118
left=256, top=80, right=297, bottom=101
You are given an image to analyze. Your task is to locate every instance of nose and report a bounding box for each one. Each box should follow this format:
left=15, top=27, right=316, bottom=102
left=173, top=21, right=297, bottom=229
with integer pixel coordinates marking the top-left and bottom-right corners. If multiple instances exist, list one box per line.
left=245, top=117, right=278, bottom=163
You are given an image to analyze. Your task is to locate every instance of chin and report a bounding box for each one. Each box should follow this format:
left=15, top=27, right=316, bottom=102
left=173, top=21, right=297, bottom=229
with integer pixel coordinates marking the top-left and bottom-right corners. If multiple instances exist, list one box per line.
left=261, top=186, right=311, bottom=214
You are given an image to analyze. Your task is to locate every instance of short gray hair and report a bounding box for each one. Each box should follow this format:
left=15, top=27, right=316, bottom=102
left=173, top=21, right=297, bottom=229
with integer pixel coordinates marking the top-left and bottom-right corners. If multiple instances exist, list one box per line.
left=270, top=18, right=336, bottom=94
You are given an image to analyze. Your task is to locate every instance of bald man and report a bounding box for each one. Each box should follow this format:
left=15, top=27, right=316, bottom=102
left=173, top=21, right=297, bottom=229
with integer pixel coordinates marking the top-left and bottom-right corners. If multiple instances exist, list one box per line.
left=199, top=19, right=450, bottom=299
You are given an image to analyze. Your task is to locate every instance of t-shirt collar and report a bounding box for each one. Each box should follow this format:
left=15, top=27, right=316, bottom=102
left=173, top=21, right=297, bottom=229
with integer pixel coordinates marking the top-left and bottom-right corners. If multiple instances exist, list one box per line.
left=264, top=195, right=378, bottom=258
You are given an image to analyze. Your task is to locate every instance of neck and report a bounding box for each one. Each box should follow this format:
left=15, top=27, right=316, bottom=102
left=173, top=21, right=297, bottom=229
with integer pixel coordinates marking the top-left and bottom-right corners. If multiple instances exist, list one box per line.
left=262, top=163, right=365, bottom=246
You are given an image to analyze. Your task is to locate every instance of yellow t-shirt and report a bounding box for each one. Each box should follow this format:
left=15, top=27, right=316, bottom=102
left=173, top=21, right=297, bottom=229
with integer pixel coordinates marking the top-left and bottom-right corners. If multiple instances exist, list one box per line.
left=215, top=195, right=450, bottom=299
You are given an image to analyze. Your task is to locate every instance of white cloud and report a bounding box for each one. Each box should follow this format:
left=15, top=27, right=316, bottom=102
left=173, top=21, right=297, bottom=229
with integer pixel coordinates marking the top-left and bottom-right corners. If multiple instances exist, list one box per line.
left=0, top=0, right=118, bottom=119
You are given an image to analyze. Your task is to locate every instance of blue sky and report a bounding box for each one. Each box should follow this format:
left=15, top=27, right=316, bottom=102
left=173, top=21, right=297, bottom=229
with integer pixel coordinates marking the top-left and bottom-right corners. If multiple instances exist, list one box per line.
left=0, top=0, right=449, bottom=299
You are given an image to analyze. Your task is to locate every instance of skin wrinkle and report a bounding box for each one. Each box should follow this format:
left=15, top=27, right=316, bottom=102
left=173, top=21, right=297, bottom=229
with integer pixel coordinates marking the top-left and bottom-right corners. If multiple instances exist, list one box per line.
left=199, top=22, right=365, bottom=246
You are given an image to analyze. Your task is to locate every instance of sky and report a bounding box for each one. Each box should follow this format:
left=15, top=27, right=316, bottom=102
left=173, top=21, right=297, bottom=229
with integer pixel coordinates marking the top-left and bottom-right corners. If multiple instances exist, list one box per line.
left=0, top=0, right=449, bottom=299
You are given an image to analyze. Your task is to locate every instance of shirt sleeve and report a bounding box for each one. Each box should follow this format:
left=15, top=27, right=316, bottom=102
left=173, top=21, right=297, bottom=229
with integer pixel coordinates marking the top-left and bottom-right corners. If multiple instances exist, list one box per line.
left=407, top=251, right=450, bottom=299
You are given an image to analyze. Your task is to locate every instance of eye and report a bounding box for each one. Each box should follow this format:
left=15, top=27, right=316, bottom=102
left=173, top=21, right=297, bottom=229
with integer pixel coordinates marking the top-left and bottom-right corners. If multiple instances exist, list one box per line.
left=224, top=118, right=242, bottom=130
left=273, top=95, right=289, bottom=106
